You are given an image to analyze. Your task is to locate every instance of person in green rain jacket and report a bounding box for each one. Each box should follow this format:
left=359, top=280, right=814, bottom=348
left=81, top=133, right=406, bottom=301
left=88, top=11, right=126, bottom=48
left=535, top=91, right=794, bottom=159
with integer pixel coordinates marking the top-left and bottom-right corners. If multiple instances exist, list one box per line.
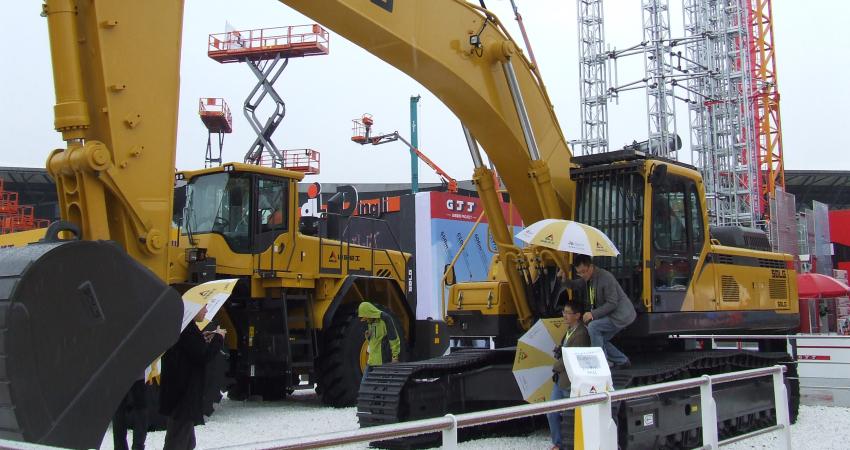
left=358, top=302, right=400, bottom=379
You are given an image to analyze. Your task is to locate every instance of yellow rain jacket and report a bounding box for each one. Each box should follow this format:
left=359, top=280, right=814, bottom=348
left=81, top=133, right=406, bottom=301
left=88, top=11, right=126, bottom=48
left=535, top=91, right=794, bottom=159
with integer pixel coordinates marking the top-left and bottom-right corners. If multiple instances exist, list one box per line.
left=358, top=302, right=400, bottom=366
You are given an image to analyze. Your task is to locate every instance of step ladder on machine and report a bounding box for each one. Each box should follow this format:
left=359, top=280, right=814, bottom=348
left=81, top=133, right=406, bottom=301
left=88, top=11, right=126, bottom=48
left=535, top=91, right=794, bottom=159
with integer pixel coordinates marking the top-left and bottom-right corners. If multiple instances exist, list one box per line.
left=281, top=290, right=317, bottom=389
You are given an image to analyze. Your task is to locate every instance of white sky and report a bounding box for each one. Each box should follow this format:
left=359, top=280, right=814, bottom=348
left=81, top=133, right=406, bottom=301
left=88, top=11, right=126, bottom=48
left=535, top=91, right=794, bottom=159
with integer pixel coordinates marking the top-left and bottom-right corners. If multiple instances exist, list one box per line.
left=1, top=0, right=848, bottom=184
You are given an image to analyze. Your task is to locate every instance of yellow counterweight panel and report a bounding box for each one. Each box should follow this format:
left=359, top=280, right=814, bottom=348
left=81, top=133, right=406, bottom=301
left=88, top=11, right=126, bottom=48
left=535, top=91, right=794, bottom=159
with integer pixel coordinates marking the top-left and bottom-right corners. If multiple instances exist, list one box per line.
left=449, top=281, right=518, bottom=316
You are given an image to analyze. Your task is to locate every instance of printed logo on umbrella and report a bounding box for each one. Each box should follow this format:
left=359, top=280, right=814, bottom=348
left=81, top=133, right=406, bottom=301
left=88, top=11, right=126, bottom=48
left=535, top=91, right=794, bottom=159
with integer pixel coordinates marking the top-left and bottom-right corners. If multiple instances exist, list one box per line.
left=542, top=234, right=555, bottom=244
left=596, top=242, right=605, bottom=250
left=517, top=348, right=528, bottom=361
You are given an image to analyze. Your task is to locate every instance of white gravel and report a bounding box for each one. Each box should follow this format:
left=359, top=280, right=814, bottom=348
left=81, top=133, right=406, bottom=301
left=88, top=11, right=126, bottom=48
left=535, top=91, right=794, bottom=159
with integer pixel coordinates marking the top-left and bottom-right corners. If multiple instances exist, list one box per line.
left=98, top=391, right=849, bottom=449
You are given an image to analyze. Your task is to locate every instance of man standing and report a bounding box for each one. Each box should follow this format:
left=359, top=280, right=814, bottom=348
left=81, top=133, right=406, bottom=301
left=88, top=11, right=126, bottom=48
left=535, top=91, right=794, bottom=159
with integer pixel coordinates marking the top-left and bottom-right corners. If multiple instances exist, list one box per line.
left=563, top=254, right=636, bottom=369
left=548, top=302, right=591, bottom=450
left=358, top=301, right=401, bottom=381
left=160, top=304, right=226, bottom=450
left=111, top=377, right=148, bottom=450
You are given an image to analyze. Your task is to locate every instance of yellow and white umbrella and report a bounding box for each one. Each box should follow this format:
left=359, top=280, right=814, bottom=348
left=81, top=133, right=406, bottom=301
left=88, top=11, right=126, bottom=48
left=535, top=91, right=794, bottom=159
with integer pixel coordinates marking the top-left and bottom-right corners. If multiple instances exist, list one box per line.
left=147, top=279, right=239, bottom=383
left=515, top=219, right=619, bottom=257
left=512, top=317, right=568, bottom=403
left=180, top=278, right=239, bottom=331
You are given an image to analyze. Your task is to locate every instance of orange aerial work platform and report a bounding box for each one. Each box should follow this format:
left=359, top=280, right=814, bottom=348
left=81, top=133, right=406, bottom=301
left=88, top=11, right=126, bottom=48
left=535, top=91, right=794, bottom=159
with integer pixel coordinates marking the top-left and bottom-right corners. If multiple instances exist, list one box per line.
left=199, top=98, right=233, bottom=134
left=0, top=179, right=19, bottom=216
left=259, top=149, right=320, bottom=175
left=208, top=25, right=329, bottom=63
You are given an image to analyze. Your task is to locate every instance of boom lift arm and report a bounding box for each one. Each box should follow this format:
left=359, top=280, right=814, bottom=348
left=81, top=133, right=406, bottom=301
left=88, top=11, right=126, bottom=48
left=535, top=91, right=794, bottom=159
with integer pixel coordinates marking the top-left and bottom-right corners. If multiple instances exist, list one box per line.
left=351, top=115, right=459, bottom=192
left=369, top=131, right=460, bottom=193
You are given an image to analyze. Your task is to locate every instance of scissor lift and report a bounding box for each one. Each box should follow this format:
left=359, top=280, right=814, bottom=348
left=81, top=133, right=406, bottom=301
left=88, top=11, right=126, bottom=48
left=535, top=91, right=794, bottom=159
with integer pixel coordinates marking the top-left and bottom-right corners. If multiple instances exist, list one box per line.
left=208, top=24, right=328, bottom=174
left=199, top=97, right=233, bottom=168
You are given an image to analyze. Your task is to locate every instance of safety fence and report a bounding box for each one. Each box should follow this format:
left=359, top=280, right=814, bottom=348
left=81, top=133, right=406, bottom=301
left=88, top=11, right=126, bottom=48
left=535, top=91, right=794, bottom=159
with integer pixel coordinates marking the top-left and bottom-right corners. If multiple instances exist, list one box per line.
left=204, top=365, right=790, bottom=450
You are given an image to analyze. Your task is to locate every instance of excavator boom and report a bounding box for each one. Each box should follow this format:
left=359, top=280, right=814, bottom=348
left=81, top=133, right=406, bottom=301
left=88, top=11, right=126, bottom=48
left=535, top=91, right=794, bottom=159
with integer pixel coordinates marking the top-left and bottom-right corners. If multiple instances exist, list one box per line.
left=281, top=0, right=574, bottom=224
left=0, top=1, right=185, bottom=446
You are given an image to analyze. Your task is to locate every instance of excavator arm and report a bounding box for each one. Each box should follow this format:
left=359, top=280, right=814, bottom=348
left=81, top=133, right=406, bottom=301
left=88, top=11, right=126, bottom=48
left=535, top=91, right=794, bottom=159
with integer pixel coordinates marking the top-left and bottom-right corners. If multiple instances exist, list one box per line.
left=1, top=1, right=572, bottom=446
left=0, top=1, right=184, bottom=446
left=282, top=1, right=574, bottom=223
left=280, top=0, right=575, bottom=327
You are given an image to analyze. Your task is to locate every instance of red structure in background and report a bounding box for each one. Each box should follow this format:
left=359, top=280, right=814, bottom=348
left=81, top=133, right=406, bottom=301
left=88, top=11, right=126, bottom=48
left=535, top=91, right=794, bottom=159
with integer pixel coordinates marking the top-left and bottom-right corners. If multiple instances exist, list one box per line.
left=829, top=210, right=850, bottom=273
left=0, top=179, right=49, bottom=234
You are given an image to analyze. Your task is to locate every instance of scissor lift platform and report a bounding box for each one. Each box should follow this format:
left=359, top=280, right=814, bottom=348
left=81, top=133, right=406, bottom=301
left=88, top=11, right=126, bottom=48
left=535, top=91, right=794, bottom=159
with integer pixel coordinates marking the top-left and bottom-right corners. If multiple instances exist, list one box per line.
left=208, top=25, right=329, bottom=63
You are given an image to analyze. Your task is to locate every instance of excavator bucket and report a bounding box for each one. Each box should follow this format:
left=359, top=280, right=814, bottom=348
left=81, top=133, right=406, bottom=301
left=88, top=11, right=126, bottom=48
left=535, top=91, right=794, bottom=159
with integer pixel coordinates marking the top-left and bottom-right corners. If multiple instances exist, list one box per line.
left=0, top=239, right=182, bottom=448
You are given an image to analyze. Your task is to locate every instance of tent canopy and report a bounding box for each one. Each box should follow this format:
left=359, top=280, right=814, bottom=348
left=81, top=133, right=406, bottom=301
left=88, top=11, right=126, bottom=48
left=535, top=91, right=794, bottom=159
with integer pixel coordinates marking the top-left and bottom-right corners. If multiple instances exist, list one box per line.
left=797, top=273, right=850, bottom=299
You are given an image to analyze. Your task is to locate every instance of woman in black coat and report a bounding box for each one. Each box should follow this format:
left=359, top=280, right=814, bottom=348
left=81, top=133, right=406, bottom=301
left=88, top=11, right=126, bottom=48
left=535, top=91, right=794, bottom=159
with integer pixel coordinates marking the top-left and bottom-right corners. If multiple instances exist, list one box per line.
left=160, top=305, right=225, bottom=450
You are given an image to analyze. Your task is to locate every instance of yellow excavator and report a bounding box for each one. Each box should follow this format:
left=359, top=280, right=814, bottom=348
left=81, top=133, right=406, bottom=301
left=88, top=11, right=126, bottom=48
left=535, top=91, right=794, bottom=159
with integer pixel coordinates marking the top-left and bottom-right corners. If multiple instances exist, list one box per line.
left=0, top=1, right=414, bottom=447
left=0, top=0, right=798, bottom=449
left=277, top=1, right=800, bottom=448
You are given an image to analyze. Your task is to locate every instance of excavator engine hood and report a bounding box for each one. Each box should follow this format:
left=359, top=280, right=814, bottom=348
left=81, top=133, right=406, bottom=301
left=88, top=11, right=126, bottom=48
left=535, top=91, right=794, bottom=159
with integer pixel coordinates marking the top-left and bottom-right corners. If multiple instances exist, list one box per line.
left=0, top=239, right=182, bottom=448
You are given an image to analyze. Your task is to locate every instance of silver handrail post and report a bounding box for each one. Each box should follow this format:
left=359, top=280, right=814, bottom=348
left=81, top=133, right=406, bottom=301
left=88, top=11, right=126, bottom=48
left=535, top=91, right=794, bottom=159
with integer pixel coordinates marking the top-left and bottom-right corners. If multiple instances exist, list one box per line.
left=699, top=375, right=719, bottom=449
left=442, top=413, right=458, bottom=449
left=772, top=367, right=792, bottom=449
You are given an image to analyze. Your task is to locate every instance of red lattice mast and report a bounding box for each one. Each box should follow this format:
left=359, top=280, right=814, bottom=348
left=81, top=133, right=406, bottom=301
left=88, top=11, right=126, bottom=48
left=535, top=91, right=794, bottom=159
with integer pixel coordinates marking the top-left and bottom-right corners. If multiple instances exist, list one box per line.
left=748, top=0, right=786, bottom=216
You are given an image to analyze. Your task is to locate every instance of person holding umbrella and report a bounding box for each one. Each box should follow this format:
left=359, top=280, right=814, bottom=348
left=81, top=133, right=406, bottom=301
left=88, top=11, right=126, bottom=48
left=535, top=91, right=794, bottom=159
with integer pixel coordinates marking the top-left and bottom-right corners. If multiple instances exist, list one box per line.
left=563, top=254, right=635, bottom=369
left=547, top=301, right=590, bottom=450
left=515, top=219, right=635, bottom=369
left=160, top=303, right=226, bottom=450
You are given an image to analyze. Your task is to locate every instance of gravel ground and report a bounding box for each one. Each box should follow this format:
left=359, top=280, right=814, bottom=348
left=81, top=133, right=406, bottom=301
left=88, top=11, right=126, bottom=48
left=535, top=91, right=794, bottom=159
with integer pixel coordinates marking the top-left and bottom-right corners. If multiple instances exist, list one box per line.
left=98, top=391, right=849, bottom=449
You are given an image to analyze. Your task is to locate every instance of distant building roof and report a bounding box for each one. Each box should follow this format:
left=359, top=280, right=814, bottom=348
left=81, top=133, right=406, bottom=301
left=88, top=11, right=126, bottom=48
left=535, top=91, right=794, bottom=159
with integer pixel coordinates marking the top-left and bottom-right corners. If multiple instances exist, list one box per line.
left=3, top=166, right=850, bottom=210
left=785, top=170, right=850, bottom=211
left=0, top=166, right=53, bottom=186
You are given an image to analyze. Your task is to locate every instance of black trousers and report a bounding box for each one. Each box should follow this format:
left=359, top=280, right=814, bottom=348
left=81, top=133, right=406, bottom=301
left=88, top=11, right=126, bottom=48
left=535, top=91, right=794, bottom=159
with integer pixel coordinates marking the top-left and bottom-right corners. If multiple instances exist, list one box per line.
left=112, top=380, right=148, bottom=450
left=163, top=417, right=197, bottom=450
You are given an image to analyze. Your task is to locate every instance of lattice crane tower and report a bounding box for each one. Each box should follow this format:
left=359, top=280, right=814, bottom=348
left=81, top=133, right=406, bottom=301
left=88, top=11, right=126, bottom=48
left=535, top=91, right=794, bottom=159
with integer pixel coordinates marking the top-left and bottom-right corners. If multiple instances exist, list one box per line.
left=748, top=0, right=786, bottom=220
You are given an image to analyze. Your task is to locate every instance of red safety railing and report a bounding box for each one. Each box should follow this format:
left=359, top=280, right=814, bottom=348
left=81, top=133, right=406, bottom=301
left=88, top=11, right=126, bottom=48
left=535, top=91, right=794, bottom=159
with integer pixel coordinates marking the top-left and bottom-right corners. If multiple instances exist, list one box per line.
left=208, top=24, right=330, bottom=63
left=199, top=97, right=233, bottom=133
left=258, top=149, right=321, bottom=175
left=0, top=190, right=18, bottom=215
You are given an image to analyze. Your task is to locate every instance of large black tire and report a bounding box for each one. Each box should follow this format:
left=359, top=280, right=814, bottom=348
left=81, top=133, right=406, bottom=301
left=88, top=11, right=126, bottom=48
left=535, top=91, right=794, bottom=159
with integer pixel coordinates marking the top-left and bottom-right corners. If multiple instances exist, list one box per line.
left=317, top=304, right=406, bottom=407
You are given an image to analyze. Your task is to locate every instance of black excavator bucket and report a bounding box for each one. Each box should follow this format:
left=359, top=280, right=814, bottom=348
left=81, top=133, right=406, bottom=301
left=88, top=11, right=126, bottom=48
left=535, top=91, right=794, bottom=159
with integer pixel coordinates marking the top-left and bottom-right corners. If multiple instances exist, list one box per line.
left=0, top=238, right=182, bottom=448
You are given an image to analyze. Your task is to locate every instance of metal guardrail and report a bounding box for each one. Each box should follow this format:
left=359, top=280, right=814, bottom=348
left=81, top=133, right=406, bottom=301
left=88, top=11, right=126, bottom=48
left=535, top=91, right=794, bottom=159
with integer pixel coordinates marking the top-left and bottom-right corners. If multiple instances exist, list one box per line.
left=210, top=365, right=790, bottom=450
left=670, top=333, right=850, bottom=340
left=672, top=333, right=850, bottom=366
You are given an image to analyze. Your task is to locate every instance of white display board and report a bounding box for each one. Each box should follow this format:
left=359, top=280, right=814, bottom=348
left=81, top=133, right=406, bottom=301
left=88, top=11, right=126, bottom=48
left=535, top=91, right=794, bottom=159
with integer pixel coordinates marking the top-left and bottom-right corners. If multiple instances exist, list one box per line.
left=563, top=347, right=617, bottom=450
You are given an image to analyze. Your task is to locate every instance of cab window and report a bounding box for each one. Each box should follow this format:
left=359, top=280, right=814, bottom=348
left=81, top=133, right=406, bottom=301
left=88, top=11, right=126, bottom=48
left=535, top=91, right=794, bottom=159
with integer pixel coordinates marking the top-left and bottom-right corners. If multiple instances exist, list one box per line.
left=653, top=181, right=688, bottom=253
left=183, top=172, right=252, bottom=253
left=257, top=177, right=288, bottom=233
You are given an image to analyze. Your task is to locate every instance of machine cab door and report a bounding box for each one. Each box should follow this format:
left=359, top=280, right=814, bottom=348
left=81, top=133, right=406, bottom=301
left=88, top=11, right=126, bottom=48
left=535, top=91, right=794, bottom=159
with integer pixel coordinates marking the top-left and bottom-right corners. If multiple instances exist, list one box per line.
left=254, top=175, right=291, bottom=254
left=649, top=174, right=705, bottom=312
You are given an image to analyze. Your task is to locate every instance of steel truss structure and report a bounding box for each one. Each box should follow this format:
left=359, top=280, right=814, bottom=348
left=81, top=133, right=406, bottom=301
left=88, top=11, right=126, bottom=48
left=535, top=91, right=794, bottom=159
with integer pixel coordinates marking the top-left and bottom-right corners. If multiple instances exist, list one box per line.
left=576, top=0, right=786, bottom=230
left=642, top=0, right=679, bottom=159
left=576, top=0, right=610, bottom=155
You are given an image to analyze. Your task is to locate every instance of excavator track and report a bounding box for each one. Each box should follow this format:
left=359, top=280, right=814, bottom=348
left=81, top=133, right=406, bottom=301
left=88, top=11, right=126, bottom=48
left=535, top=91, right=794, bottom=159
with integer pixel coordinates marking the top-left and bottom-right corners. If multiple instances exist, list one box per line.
left=358, top=348, right=798, bottom=449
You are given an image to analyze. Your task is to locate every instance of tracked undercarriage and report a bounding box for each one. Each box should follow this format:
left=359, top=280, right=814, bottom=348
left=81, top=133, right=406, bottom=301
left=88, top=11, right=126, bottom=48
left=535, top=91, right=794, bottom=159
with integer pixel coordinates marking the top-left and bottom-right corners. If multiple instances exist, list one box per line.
left=357, top=348, right=799, bottom=449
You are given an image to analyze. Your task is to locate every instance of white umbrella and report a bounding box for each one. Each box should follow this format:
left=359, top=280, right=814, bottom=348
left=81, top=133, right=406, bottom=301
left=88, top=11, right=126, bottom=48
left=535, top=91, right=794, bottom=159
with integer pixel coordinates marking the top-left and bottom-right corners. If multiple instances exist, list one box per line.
left=516, top=219, right=619, bottom=257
